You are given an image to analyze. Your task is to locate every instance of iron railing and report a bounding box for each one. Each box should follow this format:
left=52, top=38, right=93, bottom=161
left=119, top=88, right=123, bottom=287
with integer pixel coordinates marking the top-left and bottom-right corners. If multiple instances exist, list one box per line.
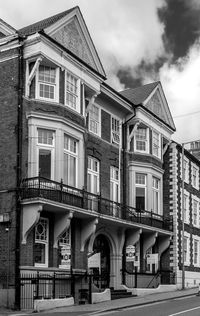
left=123, top=269, right=175, bottom=289
left=20, top=176, right=173, bottom=231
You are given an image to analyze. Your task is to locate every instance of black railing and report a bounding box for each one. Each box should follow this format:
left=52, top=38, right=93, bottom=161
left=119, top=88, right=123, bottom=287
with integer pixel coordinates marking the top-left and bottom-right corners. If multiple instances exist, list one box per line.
left=123, top=269, right=175, bottom=289
left=21, top=176, right=172, bottom=231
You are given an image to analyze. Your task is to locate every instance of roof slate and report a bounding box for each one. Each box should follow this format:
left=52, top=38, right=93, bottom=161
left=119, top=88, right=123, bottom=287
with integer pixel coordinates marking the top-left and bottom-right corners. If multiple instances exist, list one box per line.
left=18, top=7, right=77, bottom=36
left=119, top=81, right=159, bottom=105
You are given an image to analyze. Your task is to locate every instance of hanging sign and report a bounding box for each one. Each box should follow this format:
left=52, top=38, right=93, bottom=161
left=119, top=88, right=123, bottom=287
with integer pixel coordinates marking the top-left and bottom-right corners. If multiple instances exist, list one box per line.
left=59, top=244, right=71, bottom=269
left=126, top=245, right=135, bottom=262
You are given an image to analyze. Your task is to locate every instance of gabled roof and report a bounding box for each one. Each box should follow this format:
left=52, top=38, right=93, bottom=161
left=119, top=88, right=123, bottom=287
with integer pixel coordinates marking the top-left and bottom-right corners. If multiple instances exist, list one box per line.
left=119, top=82, right=159, bottom=105
left=18, top=7, right=76, bottom=36
left=18, top=6, right=106, bottom=78
left=120, top=81, right=176, bottom=131
left=0, top=18, right=16, bottom=37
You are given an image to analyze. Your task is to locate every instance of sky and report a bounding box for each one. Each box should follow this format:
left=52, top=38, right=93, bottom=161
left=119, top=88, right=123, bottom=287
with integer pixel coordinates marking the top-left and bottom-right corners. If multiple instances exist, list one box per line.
left=1, top=0, right=200, bottom=144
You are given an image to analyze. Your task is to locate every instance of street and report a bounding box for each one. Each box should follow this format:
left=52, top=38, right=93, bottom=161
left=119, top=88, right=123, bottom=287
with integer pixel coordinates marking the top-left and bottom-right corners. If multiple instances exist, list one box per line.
left=15, top=295, right=200, bottom=316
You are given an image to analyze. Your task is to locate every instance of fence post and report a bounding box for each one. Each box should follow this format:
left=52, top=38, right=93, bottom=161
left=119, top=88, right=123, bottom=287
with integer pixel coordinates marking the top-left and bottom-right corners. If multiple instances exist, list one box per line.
left=60, top=179, right=63, bottom=203
left=135, top=267, right=137, bottom=288
left=38, top=172, right=41, bottom=197
left=71, top=270, right=75, bottom=299
left=52, top=272, right=56, bottom=299
left=36, top=271, right=39, bottom=299
left=88, top=274, right=92, bottom=304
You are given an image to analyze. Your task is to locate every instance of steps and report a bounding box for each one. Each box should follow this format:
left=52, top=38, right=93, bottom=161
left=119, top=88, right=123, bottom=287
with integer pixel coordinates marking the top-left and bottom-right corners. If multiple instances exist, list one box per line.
left=110, top=288, right=136, bottom=300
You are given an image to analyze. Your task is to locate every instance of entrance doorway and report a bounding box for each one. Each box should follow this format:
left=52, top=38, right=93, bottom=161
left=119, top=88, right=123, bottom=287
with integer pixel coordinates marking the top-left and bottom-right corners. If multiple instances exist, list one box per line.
left=90, top=234, right=110, bottom=288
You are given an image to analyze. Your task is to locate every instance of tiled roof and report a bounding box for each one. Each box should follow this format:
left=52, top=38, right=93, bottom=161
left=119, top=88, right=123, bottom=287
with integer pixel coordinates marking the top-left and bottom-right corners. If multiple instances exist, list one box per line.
left=18, top=6, right=77, bottom=36
left=119, top=82, right=159, bottom=105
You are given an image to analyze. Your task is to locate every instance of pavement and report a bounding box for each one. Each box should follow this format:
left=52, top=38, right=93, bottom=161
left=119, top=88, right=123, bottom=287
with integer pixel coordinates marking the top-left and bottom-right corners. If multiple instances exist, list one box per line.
left=0, top=287, right=199, bottom=315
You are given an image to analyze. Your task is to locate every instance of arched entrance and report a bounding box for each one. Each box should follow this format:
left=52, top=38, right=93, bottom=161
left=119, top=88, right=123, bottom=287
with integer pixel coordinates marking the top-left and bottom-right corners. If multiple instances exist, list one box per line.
left=89, top=234, right=110, bottom=288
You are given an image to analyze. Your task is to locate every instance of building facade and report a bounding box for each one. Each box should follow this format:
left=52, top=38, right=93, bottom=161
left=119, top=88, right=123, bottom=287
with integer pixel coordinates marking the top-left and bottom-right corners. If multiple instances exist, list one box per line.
left=164, top=142, right=200, bottom=288
left=0, top=7, right=176, bottom=309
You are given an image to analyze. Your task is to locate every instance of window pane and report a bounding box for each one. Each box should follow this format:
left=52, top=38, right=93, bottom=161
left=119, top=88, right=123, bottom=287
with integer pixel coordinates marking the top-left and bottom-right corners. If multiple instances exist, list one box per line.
left=39, top=149, right=51, bottom=178
left=136, top=187, right=145, bottom=210
left=38, top=129, right=53, bottom=145
left=34, top=243, right=46, bottom=264
left=136, top=173, right=146, bottom=185
left=64, top=153, right=76, bottom=187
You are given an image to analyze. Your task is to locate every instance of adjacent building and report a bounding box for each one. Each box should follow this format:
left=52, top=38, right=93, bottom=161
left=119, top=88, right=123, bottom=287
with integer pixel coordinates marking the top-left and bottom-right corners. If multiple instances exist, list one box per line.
left=0, top=6, right=180, bottom=309
left=164, top=142, right=200, bottom=288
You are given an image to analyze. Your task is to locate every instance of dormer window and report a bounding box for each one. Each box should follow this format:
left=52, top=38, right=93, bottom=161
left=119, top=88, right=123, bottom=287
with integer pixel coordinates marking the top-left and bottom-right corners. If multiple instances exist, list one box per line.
left=36, top=64, right=59, bottom=102
left=135, top=127, right=148, bottom=153
left=152, top=130, right=161, bottom=158
left=65, top=71, right=80, bottom=111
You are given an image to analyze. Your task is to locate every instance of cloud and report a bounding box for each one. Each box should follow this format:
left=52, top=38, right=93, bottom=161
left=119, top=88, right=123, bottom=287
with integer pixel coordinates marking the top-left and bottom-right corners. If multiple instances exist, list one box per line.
left=158, top=41, right=200, bottom=143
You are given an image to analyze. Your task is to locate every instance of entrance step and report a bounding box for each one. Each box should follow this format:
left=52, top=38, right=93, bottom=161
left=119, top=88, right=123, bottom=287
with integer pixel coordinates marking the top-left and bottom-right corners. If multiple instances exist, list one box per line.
left=110, top=288, right=136, bottom=300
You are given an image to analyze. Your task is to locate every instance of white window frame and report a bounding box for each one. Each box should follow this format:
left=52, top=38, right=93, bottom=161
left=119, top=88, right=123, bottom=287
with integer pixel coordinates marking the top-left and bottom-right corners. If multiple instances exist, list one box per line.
left=110, top=166, right=120, bottom=203
left=152, top=176, right=160, bottom=214
left=63, top=134, right=78, bottom=187
left=65, top=71, right=80, bottom=112
left=152, top=130, right=161, bottom=158
left=192, top=196, right=199, bottom=227
left=37, top=128, right=55, bottom=180
left=34, top=217, right=49, bottom=268
left=181, top=155, right=189, bottom=184
left=87, top=156, right=100, bottom=194
left=182, top=190, right=190, bottom=224
left=183, top=232, right=190, bottom=266
left=89, top=104, right=101, bottom=136
left=135, top=173, right=147, bottom=211
left=111, top=116, right=120, bottom=145
left=193, top=238, right=200, bottom=266
left=134, top=127, right=149, bottom=153
left=36, top=64, right=59, bottom=102
left=191, top=163, right=199, bottom=189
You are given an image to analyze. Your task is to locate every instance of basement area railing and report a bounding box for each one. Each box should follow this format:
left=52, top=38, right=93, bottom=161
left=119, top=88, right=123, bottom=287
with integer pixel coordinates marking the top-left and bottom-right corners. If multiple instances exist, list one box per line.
left=20, top=176, right=173, bottom=231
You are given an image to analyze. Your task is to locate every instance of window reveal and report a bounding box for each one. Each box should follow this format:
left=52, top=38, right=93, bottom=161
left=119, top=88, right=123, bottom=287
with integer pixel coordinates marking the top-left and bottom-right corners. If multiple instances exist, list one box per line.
left=64, top=135, right=78, bottom=187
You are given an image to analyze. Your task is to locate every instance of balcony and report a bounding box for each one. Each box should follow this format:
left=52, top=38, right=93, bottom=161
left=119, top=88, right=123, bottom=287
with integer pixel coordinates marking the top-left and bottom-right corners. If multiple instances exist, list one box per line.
left=20, top=176, right=172, bottom=231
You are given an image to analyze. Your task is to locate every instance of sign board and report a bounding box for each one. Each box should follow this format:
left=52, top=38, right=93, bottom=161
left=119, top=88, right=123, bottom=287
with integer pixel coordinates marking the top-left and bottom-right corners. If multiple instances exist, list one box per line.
left=146, top=253, right=158, bottom=264
left=88, top=252, right=101, bottom=270
left=59, top=244, right=71, bottom=269
left=126, top=245, right=135, bottom=262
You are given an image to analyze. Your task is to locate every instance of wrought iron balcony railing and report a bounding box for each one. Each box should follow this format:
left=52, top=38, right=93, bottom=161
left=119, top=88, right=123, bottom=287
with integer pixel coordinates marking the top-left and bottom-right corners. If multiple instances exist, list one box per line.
left=20, top=176, right=173, bottom=231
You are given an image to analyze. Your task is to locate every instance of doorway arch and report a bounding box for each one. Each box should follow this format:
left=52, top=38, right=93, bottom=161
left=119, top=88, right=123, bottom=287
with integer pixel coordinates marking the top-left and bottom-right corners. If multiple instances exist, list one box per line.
left=91, top=234, right=111, bottom=288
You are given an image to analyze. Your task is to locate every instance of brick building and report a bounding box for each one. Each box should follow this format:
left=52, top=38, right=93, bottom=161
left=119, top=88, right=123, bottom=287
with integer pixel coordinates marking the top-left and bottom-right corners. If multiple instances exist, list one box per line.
left=164, top=141, right=200, bottom=288
left=0, top=7, right=176, bottom=309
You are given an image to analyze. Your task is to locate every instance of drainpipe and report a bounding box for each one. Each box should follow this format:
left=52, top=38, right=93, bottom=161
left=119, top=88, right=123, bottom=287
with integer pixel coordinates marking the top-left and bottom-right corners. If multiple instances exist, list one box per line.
left=121, top=112, right=136, bottom=284
left=15, top=36, right=24, bottom=310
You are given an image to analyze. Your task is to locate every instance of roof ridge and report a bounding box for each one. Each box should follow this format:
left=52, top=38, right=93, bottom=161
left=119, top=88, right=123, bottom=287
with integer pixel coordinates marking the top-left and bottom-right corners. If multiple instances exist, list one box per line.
left=18, top=6, right=78, bottom=35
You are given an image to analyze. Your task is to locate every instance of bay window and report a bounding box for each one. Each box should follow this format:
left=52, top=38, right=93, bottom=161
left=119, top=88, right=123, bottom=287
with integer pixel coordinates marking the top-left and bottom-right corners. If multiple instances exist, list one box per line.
left=152, top=177, right=160, bottom=213
left=65, top=72, right=79, bottom=111
left=34, top=217, right=49, bottom=267
left=37, top=65, right=58, bottom=101
left=64, top=135, right=78, bottom=187
left=135, top=173, right=146, bottom=211
left=152, top=130, right=161, bottom=158
left=37, top=128, right=54, bottom=179
left=135, top=127, right=148, bottom=153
